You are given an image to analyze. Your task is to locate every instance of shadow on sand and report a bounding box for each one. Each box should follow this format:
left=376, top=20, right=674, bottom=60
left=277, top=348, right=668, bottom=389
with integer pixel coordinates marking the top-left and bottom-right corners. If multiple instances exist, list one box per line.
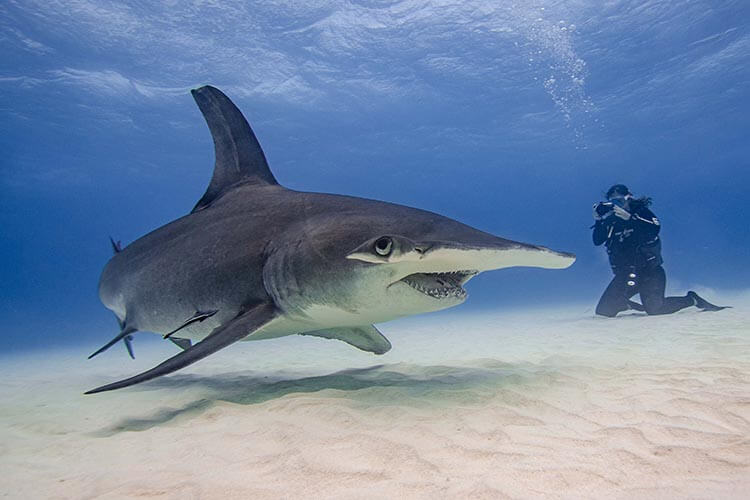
left=92, top=360, right=548, bottom=436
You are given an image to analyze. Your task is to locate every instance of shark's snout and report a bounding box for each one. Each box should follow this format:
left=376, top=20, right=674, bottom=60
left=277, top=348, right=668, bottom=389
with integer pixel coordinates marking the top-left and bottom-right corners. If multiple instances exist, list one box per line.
left=384, top=237, right=574, bottom=304
left=414, top=238, right=576, bottom=273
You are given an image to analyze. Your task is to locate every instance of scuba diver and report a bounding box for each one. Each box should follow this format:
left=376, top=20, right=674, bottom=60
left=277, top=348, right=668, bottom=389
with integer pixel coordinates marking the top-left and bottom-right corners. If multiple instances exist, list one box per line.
left=592, top=184, right=727, bottom=317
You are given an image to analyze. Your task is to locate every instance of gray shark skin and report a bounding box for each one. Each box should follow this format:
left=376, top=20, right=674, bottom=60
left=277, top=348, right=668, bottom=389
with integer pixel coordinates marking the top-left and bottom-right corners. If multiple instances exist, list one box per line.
left=86, top=85, right=576, bottom=394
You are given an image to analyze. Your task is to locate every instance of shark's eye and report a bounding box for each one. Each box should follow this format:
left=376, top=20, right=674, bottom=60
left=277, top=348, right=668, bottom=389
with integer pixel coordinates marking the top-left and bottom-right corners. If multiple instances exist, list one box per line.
left=374, top=237, right=393, bottom=256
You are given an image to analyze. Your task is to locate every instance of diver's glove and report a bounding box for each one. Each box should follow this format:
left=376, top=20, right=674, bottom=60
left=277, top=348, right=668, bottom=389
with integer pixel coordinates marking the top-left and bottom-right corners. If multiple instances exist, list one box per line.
left=613, top=205, right=631, bottom=220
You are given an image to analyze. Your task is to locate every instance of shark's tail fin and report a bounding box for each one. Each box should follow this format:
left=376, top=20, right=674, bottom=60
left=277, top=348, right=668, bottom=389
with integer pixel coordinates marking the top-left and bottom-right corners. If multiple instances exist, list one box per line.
left=88, top=318, right=137, bottom=360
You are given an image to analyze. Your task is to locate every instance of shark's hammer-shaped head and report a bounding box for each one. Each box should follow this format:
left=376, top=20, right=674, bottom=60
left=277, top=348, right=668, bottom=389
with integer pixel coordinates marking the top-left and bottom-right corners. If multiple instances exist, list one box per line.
left=264, top=203, right=576, bottom=327
left=345, top=226, right=575, bottom=318
left=348, top=233, right=574, bottom=305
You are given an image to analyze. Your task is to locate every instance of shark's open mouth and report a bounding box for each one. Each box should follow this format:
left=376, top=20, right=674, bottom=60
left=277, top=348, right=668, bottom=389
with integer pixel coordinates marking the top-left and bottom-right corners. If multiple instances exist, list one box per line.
left=400, top=270, right=478, bottom=299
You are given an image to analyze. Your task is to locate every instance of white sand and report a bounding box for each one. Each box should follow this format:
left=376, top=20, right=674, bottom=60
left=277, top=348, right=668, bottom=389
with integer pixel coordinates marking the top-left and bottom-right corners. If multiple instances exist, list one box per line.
left=1, top=294, right=749, bottom=499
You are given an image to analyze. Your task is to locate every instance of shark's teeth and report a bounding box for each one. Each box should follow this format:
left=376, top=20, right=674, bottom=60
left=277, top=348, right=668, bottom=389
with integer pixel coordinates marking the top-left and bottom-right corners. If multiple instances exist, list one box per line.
left=400, top=270, right=477, bottom=300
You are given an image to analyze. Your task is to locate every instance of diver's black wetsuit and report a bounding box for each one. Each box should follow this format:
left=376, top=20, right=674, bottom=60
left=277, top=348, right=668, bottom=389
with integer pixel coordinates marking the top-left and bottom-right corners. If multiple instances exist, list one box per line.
left=593, top=201, right=694, bottom=317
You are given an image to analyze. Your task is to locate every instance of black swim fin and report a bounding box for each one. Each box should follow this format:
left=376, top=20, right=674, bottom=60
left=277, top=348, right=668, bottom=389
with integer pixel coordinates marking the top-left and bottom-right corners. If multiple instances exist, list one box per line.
left=627, top=300, right=645, bottom=312
left=687, top=291, right=730, bottom=312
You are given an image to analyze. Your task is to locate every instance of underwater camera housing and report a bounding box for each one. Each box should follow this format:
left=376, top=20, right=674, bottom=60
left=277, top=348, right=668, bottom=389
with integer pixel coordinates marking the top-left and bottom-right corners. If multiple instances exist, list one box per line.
left=595, top=201, right=615, bottom=217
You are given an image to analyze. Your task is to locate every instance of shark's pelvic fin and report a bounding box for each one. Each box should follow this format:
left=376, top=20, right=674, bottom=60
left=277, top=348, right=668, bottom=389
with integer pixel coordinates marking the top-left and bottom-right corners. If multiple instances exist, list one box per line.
left=301, top=325, right=392, bottom=355
left=163, top=309, right=219, bottom=339
left=88, top=326, right=137, bottom=359
left=85, top=303, right=277, bottom=394
left=190, top=85, right=278, bottom=213
left=169, top=337, right=193, bottom=351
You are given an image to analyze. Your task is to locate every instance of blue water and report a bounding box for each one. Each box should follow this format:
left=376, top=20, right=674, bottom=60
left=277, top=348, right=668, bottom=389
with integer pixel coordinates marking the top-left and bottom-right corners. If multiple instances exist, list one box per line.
left=1, top=1, right=748, bottom=352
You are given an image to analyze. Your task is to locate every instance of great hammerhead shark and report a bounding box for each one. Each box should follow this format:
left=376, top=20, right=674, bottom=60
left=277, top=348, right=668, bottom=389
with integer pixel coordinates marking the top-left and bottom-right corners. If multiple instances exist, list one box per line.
left=86, top=85, right=575, bottom=394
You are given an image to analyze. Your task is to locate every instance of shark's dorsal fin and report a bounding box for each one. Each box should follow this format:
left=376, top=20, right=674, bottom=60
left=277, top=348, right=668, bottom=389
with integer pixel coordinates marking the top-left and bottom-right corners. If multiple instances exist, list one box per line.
left=190, top=85, right=278, bottom=213
left=109, top=236, right=123, bottom=254
left=301, top=325, right=392, bottom=355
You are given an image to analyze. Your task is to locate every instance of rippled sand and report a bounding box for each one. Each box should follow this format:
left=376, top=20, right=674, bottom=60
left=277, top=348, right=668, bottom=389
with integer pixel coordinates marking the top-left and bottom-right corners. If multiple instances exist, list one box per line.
left=1, top=296, right=748, bottom=499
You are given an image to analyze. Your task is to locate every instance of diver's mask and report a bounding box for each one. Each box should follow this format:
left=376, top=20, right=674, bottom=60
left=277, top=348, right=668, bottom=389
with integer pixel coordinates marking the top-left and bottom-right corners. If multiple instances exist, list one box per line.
left=608, top=195, right=627, bottom=207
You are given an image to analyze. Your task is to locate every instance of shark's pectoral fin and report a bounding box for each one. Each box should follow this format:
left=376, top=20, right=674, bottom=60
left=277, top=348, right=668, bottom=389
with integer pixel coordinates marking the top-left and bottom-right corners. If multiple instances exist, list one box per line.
left=190, top=85, right=279, bottom=213
left=301, top=325, right=392, bottom=355
left=85, top=303, right=277, bottom=394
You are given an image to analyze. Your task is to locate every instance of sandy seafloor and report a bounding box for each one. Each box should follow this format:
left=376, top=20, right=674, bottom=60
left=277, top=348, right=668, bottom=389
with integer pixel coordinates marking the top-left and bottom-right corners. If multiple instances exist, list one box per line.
left=1, top=293, right=749, bottom=499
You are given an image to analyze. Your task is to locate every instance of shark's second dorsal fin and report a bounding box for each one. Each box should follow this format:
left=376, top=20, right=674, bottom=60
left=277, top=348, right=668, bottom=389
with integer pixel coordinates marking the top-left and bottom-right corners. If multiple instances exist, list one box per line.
left=190, top=85, right=278, bottom=213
